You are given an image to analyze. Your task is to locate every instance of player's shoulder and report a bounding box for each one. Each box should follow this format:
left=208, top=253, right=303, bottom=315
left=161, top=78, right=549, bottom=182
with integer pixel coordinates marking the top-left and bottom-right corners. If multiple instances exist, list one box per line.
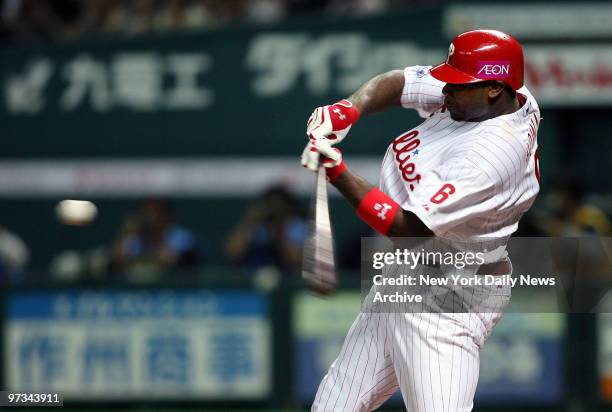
left=462, top=143, right=526, bottom=188
left=517, top=86, right=540, bottom=116
left=464, top=86, right=540, bottom=145
left=403, top=65, right=445, bottom=88
left=449, top=123, right=529, bottom=184
left=430, top=87, right=539, bottom=185
left=400, top=65, right=445, bottom=118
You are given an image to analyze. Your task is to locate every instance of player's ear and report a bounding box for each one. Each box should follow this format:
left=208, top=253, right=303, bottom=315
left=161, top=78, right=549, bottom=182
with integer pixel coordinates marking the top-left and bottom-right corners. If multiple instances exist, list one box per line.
left=487, top=81, right=506, bottom=99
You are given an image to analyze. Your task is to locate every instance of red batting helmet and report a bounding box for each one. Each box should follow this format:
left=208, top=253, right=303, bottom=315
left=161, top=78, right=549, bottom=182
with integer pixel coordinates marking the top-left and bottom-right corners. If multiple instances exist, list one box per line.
left=430, top=29, right=524, bottom=91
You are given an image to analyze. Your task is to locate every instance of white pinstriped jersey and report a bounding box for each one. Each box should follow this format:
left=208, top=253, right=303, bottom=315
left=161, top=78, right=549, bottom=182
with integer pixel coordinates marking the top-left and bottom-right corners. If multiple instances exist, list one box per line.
left=311, top=66, right=541, bottom=412
left=380, top=65, right=541, bottom=243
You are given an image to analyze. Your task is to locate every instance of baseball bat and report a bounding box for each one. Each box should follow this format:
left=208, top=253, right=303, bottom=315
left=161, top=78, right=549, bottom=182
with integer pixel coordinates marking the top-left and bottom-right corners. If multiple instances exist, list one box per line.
left=302, top=166, right=337, bottom=295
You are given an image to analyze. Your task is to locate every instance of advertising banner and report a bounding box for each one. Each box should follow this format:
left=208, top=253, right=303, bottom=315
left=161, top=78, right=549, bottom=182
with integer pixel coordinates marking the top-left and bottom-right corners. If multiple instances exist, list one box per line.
left=4, top=290, right=271, bottom=400
left=477, top=312, right=565, bottom=404
left=444, top=3, right=612, bottom=39
left=0, top=10, right=442, bottom=159
left=525, top=46, right=612, bottom=106
left=293, top=290, right=565, bottom=405
left=293, top=291, right=365, bottom=402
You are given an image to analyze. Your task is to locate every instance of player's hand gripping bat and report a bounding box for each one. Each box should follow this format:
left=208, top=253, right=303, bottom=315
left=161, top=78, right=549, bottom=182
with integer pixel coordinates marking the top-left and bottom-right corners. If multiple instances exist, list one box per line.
left=302, top=166, right=337, bottom=295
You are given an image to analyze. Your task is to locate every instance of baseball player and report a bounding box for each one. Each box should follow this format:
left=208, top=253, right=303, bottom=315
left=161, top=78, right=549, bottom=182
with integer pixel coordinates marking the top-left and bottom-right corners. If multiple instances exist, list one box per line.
left=301, top=30, right=541, bottom=411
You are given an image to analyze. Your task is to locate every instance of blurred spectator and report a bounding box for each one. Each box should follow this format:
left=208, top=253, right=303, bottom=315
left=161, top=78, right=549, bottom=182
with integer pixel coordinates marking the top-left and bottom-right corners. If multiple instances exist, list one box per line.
left=128, top=0, right=156, bottom=35
left=91, top=0, right=156, bottom=36
left=0, top=225, right=29, bottom=283
left=50, top=245, right=109, bottom=283
left=0, top=0, right=408, bottom=43
left=339, top=226, right=375, bottom=272
left=2, top=0, right=84, bottom=42
left=109, top=198, right=200, bottom=281
left=539, top=180, right=611, bottom=237
left=287, top=0, right=330, bottom=14
left=326, top=0, right=390, bottom=17
left=225, top=185, right=306, bottom=274
left=81, top=0, right=246, bottom=37
left=244, top=0, right=286, bottom=25
left=80, top=0, right=132, bottom=36
left=536, top=181, right=611, bottom=300
left=152, top=0, right=213, bottom=32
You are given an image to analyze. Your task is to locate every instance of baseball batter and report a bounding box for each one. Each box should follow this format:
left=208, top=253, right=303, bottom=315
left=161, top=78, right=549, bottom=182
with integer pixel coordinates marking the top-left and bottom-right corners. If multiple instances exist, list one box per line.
left=301, top=30, right=541, bottom=411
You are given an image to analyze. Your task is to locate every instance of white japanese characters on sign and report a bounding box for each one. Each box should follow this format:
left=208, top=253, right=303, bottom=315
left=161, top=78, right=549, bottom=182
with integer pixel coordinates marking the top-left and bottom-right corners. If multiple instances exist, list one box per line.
left=5, top=52, right=214, bottom=115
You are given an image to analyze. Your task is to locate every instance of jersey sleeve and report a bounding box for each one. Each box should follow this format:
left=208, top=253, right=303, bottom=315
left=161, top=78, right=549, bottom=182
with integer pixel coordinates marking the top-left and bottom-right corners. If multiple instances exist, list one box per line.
left=400, top=66, right=445, bottom=118
left=402, top=160, right=500, bottom=237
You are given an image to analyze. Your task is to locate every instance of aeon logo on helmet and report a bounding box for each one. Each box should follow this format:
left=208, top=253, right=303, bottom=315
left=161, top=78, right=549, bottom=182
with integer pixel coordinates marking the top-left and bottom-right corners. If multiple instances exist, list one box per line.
left=477, top=60, right=511, bottom=79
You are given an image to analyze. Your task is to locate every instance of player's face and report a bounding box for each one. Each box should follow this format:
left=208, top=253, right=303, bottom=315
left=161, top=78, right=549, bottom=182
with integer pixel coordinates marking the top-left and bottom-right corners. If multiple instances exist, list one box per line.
left=442, top=82, right=492, bottom=121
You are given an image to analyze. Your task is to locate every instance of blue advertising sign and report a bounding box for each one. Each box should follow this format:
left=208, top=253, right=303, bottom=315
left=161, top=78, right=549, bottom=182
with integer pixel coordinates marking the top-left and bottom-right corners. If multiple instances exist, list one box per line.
left=477, top=313, right=565, bottom=404
left=293, top=292, right=564, bottom=406
left=5, top=290, right=271, bottom=400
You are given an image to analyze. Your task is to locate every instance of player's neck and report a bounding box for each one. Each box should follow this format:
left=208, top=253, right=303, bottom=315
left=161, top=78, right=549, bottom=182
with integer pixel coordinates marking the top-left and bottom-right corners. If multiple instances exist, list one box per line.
left=471, top=95, right=520, bottom=122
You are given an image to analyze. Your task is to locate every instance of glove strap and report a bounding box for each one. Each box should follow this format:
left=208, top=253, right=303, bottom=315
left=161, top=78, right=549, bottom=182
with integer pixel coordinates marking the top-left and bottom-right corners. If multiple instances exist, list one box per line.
left=325, top=160, right=347, bottom=182
left=334, top=99, right=360, bottom=125
left=356, top=188, right=400, bottom=235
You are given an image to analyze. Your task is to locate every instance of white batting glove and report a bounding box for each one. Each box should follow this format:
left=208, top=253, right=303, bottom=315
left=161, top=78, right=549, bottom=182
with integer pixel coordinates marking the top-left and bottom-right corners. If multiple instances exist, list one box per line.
left=303, top=99, right=358, bottom=172
left=300, top=137, right=341, bottom=172
left=306, top=99, right=360, bottom=145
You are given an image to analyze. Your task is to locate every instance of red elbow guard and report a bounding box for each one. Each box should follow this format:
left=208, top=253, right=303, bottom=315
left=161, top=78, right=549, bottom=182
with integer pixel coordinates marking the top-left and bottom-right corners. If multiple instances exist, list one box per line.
left=356, top=188, right=400, bottom=235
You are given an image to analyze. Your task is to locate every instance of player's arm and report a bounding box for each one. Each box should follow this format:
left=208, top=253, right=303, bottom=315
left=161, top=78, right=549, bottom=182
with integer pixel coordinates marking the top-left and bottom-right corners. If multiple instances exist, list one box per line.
left=312, top=149, right=433, bottom=238
left=306, top=70, right=404, bottom=139
left=304, top=67, right=442, bottom=171
left=347, top=70, right=405, bottom=116
left=305, top=70, right=404, bottom=149
left=333, top=168, right=432, bottom=237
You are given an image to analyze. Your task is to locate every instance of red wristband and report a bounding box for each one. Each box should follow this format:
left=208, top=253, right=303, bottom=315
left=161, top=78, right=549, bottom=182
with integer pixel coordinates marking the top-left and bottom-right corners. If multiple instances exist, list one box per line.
left=356, top=188, right=400, bottom=235
left=325, top=160, right=347, bottom=182
left=334, top=99, right=360, bottom=125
